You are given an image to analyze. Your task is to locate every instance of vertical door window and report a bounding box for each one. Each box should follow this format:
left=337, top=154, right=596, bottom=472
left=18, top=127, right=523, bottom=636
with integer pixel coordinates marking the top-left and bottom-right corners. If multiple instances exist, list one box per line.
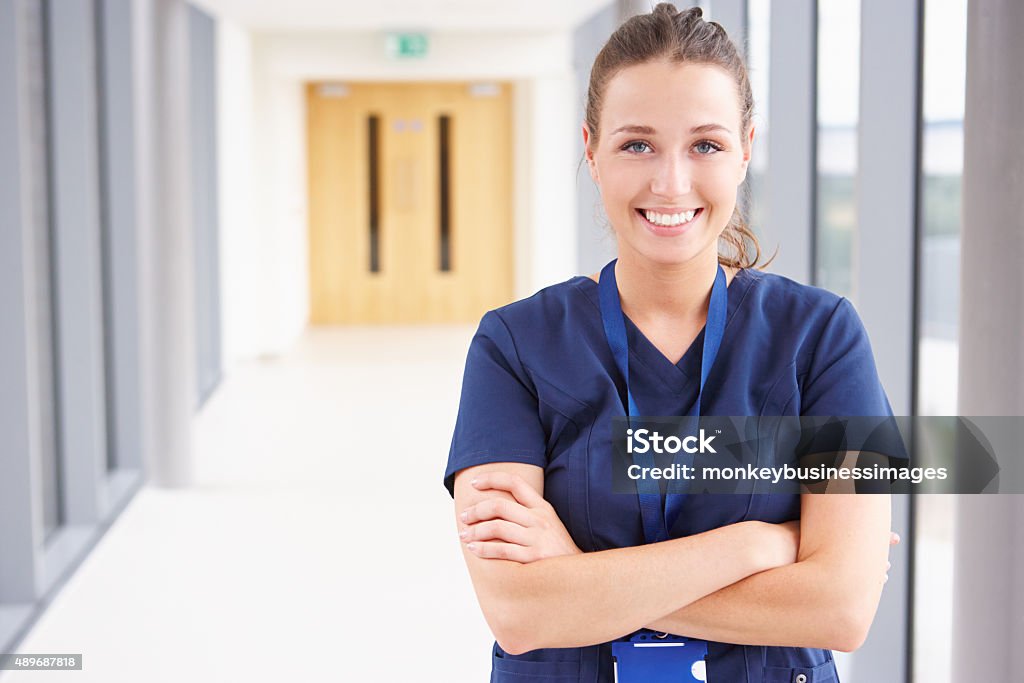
left=368, top=115, right=381, bottom=273
left=438, top=114, right=452, bottom=272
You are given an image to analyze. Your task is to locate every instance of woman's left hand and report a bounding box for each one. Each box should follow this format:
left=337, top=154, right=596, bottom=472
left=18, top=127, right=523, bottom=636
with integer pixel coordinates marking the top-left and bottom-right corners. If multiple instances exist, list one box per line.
left=459, top=471, right=582, bottom=563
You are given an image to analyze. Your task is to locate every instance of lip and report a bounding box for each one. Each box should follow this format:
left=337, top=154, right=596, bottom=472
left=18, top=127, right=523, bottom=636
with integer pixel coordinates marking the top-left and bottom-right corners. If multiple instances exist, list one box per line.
left=641, top=206, right=701, bottom=213
left=635, top=207, right=703, bottom=236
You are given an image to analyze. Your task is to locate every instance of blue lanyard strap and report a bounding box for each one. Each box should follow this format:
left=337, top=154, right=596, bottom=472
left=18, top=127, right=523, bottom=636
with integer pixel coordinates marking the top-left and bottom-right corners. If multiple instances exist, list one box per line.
left=598, top=258, right=728, bottom=545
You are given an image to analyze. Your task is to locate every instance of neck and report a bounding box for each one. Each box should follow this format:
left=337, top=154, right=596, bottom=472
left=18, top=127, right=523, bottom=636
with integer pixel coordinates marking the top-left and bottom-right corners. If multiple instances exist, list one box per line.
left=614, top=245, right=720, bottom=323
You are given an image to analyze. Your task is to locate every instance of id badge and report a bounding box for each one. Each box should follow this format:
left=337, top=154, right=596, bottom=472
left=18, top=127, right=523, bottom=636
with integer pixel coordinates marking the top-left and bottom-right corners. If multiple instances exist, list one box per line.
left=612, top=632, right=708, bottom=683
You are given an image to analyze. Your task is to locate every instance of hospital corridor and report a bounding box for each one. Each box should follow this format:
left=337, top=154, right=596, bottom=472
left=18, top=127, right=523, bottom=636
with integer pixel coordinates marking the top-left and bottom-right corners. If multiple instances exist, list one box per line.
left=2, top=327, right=492, bottom=681
left=2, top=0, right=1023, bottom=681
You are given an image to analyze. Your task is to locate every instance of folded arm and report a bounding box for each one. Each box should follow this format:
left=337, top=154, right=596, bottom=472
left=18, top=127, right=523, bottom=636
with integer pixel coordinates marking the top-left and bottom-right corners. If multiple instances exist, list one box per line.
left=645, top=491, right=892, bottom=652
left=453, top=462, right=796, bottom=655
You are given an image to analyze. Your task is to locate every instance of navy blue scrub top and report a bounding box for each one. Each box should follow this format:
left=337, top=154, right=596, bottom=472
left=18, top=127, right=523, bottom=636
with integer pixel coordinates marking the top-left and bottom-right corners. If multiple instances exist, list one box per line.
left=443, top=268, right=893, bottom=683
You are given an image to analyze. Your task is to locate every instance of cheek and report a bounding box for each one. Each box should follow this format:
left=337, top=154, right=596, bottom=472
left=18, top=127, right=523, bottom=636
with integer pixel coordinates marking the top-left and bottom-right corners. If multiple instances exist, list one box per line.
left=597, top=165, right=643, bottom=206
left=701, top=163, right=744, bottom=201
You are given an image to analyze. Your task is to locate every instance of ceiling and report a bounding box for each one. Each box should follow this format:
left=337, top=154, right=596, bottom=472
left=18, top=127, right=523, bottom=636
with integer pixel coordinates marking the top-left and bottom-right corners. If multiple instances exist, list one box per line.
left=189, top=0, right=617, bottom=32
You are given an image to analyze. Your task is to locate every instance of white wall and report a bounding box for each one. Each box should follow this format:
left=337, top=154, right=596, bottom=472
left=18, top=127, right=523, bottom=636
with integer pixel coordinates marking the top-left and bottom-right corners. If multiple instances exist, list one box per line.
left=217, top=26, right=579, bottom=366
left=216, top=18, right=258, bottom=366
left=250, top=43, right=308, bottom=356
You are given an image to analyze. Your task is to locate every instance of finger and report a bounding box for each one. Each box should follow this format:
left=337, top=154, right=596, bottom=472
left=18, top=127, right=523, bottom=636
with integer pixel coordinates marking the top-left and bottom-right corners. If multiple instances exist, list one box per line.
left=472, top=472, right=546, bottom=508
left=465, top=540, right=537, bottom=564
left=462, top=519, right=531, bottom=546
left=890, top=531, right=901, bottom=545
left=461, top=498, right=536, bottom=527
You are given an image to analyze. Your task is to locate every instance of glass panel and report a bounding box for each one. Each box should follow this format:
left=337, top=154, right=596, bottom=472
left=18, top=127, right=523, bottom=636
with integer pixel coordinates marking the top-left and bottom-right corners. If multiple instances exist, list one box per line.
left=917, top=0, right=966, bottom=417
left=746, top=0, right=771, bottom=241
left=32, top=0, right=63, bottom=539
left=815, top=0, right=861, bottom=299
left=368, top=115, right=380, bottom=273
left=189, top=6, right=222, bottom=409
left=94, top=0, right=118, bottom=470
left=438, top=114, right=451, bottom=272
left=913, top=3, right=967, bottom=683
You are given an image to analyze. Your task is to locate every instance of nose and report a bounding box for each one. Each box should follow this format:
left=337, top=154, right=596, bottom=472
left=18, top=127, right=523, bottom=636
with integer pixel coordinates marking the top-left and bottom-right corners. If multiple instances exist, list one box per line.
left=649, top=153, right=693, bottom=199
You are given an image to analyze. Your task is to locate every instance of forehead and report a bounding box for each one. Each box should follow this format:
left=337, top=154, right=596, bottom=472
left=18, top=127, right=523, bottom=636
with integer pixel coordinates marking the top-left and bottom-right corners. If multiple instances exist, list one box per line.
left=600, top=61, right=741, bottom=136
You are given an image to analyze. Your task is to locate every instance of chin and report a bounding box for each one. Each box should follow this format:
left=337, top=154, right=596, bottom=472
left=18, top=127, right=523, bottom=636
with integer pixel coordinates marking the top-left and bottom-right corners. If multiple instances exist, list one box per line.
left=619, top=211, right=722, bottom=267
left=630, top=237, right=717, bottom=269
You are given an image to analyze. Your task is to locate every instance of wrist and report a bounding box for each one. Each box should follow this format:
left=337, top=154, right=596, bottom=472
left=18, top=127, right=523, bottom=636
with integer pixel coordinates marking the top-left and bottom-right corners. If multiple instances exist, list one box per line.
left=741, top=521, right=788, bottom=573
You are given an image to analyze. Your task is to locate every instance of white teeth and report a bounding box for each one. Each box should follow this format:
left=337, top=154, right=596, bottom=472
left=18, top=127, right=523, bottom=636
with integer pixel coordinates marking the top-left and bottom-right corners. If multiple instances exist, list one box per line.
left=643, top=209, right=698, bottom=226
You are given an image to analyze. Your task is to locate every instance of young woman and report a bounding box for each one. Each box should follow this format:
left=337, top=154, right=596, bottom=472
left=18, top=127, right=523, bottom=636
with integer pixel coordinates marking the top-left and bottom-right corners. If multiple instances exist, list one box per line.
left=444, top=5, right=899, bottom=682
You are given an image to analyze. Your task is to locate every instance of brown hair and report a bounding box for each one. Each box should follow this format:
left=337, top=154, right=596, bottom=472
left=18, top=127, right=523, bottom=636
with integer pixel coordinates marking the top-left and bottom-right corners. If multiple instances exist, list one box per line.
left=584, top=3, right=770, bottom=270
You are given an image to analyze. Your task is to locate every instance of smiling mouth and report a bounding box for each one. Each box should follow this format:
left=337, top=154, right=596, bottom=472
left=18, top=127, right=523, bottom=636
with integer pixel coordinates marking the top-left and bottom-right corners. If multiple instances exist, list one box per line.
left=635, top=207, right=703, bottom=232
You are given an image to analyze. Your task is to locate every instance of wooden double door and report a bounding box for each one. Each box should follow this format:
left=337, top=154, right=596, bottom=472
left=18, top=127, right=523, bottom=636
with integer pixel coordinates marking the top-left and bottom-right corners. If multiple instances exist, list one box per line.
left=307, top=82, right=514, bottom=324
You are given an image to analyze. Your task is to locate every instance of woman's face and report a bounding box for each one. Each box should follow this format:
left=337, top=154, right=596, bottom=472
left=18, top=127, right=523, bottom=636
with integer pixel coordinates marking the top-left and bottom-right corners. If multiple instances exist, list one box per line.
left=584, top=60, right=753, bottom=268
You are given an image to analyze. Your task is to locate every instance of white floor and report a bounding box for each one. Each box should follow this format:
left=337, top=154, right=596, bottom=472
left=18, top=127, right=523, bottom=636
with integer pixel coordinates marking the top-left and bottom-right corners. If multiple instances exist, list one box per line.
left=2, top=326, right=496, bottom=682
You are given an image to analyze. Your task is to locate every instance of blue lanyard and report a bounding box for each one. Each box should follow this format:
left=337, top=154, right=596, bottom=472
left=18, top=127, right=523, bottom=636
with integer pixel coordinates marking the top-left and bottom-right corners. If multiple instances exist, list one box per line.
left=598, top=258, right=728, bottom=545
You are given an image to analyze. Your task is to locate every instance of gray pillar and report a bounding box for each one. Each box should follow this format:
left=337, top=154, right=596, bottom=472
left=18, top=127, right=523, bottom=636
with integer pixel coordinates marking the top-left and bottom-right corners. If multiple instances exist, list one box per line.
left=135, top=0, right=196, bottom=487
left=849, top=3, right=919, bottom=673
left=0, top=0, right=45, bottom=604
left=952, top=0, right=1024, bottom=680
left=765, top=0, right=815, bottom=283
left=47, top=0, right=110, bottom=523
left=855, top=0, right=918, bottom=416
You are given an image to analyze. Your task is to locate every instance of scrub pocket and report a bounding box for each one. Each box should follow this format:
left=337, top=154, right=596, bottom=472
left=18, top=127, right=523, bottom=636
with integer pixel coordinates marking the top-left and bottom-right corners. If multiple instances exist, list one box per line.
left=491, top=642, right=581, bottom=682
left=762, top=656, right=839, bottom=683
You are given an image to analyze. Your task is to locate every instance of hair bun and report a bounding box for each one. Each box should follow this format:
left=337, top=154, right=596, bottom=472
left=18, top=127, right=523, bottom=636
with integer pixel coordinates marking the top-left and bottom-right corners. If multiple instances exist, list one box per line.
left=653, top=3, right=706, bottom=23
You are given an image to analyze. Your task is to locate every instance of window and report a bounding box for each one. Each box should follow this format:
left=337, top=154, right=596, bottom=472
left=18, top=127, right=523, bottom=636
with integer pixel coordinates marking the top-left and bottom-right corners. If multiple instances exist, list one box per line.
left=33, top=0, right=64, bottom=540
left=917, top=0, right=966, bottom=418
left=913, top=3, right=967, bottom=683
left=814, top=0, right=860, bottom=299
left=746, top=0, right=770, bottom=237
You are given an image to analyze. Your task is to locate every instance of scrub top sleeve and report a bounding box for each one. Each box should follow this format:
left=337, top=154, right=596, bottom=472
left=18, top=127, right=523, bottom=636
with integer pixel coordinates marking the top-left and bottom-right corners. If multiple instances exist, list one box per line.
left=800, top=298, right=909, bottom=479
left=801, top=297, right=894, bottom=418
left=443, top=310, right=548, bottom=498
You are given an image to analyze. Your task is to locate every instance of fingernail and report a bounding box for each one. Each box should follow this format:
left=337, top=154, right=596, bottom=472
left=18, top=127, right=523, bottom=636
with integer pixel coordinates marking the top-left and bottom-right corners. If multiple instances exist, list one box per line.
left=460, top=511, right=468, bottom=521
left=467, top=542, right=476, bottom=551
left=470, top=478, right=479, bottom=487
left=459, top=529, right=469, bottom=539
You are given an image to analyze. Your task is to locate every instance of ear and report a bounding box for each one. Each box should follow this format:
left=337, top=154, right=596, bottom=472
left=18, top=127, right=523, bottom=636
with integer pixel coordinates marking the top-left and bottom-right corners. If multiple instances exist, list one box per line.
left=737, top=124, right=755, bottom=185
left=582, top=123, right=600, bottom=185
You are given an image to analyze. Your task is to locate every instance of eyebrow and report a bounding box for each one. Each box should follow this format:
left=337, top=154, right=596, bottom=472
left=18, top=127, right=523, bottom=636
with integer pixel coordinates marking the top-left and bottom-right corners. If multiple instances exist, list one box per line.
left=610, top=123, right=733, bottom=136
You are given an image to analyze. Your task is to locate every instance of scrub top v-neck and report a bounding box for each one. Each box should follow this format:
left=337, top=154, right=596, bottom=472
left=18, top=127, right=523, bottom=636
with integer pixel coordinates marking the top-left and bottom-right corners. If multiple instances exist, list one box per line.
left=444, top=267, right=893, bottom=683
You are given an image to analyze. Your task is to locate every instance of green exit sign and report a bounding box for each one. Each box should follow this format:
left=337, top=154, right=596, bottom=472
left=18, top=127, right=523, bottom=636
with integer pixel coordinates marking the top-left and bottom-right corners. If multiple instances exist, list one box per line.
left=386, top=33, right=429, bottom=59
